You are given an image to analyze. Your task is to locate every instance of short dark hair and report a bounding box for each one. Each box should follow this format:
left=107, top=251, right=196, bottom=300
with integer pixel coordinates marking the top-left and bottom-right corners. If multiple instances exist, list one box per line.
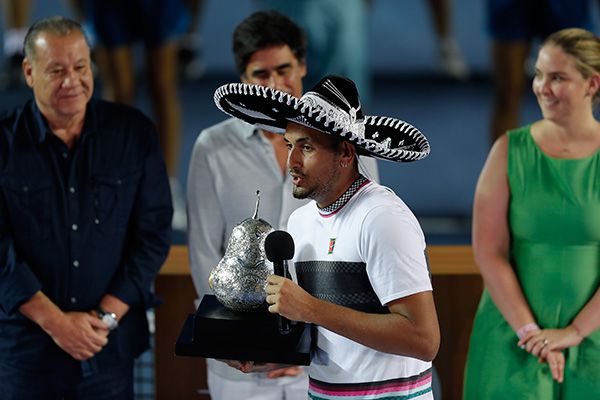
left=23, top=16, right=90, bottom=61
left=232, top=10, right=307, bottom=75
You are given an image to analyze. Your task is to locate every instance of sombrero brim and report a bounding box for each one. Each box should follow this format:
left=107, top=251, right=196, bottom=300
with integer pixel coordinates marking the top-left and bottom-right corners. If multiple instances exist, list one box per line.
left=214, top=83, right=430, bottom=162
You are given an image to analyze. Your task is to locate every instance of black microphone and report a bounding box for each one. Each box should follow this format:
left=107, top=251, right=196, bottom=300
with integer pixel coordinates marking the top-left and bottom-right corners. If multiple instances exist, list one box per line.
left=264, top=230, right=295, bottom=335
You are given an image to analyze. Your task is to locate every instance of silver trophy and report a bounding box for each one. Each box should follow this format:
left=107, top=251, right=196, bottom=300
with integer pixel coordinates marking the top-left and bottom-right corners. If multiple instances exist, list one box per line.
left=176, top=191, right=311, bottom=365
left=209, top=191, right=274, bottom=311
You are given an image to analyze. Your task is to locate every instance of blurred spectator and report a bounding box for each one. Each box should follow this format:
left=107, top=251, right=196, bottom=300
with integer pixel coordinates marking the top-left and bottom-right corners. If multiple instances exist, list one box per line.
left=488, top=0, right=592, bottom=142
left=178, top=0, right=206, bottom=80
left=426, top=0, right=469, bottom=80
left=84, top=0, right=190, bottom=230
left=254, top=0, right=372, bottom=105
left=0, top=0, right=31, bottom=88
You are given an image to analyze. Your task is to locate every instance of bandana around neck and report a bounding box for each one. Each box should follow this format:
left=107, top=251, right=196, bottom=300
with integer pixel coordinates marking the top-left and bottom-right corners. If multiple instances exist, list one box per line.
left=318, top=174, right=370, bottom=217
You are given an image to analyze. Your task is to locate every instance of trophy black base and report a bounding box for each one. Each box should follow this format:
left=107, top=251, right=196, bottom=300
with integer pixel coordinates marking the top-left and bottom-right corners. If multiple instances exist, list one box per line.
left=175, top=295, right=312, bottom=365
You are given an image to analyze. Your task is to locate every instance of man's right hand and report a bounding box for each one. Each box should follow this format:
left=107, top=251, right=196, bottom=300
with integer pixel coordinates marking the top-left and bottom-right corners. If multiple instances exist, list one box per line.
left=45, top=312, right=109, bottom=360
left=19, top=291, right=109, bottom=360
left=266, top=366, right=304, bottom=379
left=218, top=359, right=296, bottom=375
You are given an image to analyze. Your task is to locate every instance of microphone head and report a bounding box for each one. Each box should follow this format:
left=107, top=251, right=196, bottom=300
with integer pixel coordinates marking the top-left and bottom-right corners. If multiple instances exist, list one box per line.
left=264, top=230, right=295, bottom=261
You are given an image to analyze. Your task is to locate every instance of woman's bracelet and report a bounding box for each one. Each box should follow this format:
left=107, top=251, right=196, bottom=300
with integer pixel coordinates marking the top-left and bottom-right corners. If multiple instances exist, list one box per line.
left=516, top=322, right=540, bottom=339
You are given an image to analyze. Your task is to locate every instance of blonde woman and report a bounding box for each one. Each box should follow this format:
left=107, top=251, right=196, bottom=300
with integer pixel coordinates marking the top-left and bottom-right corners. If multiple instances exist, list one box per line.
left=464, top=28, right=600, bottom=399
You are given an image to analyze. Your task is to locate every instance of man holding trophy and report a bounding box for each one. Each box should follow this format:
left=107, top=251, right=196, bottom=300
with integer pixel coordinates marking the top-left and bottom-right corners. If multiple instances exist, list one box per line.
left=209, top=74, right=440, bottom=399
left=187, top=10, right=378, bottom=400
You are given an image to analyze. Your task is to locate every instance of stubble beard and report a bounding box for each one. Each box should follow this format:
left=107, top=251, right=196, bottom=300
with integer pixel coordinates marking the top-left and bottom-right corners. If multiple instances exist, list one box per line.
left=292, top=185, right=310, bottom=199
left=291, top=164, right=341, bottom=205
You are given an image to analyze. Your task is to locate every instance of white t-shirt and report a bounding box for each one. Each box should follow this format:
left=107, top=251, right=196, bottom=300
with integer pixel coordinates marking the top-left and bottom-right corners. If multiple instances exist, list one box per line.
left=288, top=180, right=433, bottom=399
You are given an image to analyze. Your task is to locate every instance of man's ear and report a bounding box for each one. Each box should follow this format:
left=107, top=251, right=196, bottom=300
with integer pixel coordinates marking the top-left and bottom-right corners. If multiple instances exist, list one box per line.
left=298, top=59, right=307, bottom=79
left=22, top=58, right=35, bottom=88
left=339, top=140, right=357, bottom=166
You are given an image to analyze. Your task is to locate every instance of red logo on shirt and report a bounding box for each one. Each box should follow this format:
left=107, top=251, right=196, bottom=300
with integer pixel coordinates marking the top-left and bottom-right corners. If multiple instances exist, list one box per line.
left=328, top=238, right=336, bottom=254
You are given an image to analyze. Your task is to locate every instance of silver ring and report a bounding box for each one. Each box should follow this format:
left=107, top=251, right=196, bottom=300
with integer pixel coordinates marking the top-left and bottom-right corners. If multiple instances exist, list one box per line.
left=542, top=338, right=549, bottom=346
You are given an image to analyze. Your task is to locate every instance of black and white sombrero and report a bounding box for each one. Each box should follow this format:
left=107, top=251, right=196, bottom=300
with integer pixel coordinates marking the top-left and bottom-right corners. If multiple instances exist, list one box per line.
left=213, top=75, right=430, bottom=162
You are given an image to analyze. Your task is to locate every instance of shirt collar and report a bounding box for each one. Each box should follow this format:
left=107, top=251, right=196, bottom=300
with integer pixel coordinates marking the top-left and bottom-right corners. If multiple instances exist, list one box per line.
left=243, top=126, right=274, bottom=142
left=29, top=99, right=97, bottom=144
left=243, top=126, right=261, bottom=140
left=245, top=126, right=285, bottom=146
left=318, top=174, right=370, bottom=217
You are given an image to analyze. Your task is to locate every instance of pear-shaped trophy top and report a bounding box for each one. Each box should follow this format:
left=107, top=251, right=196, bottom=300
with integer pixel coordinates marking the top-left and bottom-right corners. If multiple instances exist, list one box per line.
left=208, top=191, right=274, bottom=311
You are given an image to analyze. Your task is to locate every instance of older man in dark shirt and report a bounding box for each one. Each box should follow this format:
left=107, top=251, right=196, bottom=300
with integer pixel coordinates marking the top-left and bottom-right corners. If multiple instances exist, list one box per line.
left=0, top=16, right=172, bottom=399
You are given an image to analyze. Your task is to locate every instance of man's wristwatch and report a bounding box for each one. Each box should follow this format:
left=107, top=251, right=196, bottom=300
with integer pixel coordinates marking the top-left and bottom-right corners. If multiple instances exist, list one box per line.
left=97, top=307, right=119, bottom=331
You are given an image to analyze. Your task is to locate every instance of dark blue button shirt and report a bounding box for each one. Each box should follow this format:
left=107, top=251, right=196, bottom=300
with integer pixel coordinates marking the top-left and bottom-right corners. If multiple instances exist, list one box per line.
left=0, top=98, right=172, bottom=374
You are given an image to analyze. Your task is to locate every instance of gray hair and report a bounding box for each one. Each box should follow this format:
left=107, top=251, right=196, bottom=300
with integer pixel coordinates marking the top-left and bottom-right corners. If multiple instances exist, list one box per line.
left=23, top=16, right=90, bottom=60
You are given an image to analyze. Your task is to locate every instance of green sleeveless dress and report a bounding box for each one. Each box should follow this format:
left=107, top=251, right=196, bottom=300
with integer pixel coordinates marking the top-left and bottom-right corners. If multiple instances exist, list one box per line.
left=463, top=126, right=600, bottom=399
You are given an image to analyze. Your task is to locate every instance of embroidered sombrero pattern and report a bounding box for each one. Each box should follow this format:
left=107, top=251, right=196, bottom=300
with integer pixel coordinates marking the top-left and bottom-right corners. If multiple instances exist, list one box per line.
left=214, top=75, right=430, bottom=163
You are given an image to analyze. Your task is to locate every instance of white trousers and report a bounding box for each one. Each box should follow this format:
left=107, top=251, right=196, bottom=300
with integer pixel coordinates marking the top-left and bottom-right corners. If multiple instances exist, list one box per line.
left=207, top=368, right=309, bottom=400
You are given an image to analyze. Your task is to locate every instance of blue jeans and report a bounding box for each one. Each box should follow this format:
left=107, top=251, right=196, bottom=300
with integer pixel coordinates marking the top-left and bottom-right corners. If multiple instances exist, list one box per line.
left=0, top=358, right=134, bottom=400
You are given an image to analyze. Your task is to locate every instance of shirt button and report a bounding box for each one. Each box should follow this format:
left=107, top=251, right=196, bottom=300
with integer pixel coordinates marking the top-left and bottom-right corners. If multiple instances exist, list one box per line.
left=62, top=152, right=68, bottom=159
left=69, top=187, right=76, bottom=194
left=73, top=260, right=79, bottom=268
left=94, top=218, right=100, bottom=224
left=23, top=186, right=29, bottom=192
left=72, top=224, right=78, bottom=231
left=70, top=297, right=77, bottom=304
